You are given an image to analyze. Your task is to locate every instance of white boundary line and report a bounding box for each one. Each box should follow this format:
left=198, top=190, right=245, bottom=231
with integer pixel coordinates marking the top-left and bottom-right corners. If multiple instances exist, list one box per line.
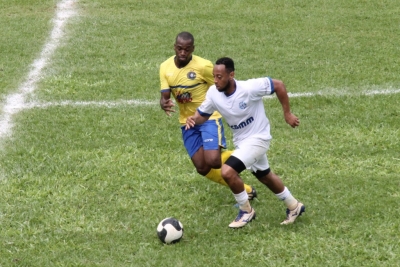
left=22, top=88, right=400, bottom=109
left=0, top=0, right=77, bottom=138
left=25, top=99, right=157, bottom=109
left=265, top=88, right=400, bottom=99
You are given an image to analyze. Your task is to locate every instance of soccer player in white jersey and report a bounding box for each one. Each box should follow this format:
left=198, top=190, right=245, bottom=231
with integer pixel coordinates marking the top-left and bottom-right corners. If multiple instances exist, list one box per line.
left=185, top=57, right=305, bottom=228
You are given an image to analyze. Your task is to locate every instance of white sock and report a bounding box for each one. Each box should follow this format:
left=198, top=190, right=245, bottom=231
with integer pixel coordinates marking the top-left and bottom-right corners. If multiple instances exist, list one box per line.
left=233, top=190, right=251, bottom=212
left=275, top=187, right=298, bottom=210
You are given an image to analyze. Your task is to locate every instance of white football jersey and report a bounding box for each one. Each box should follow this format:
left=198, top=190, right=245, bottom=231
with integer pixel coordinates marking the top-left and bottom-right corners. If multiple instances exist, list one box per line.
left=198, top=77, right=274, bottom=144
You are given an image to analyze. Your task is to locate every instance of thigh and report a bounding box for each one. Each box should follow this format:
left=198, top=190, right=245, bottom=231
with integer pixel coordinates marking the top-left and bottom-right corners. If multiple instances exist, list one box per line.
left=251, top=153, right=270, bottom=173
left=231, top=137, right=270, bottom=172
left=181, top=125, right=203, bottom=158
left=200, top=118, right=227, bottom=151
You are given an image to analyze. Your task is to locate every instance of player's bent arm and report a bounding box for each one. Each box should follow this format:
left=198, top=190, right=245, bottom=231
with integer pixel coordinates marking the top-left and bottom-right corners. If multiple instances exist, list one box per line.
left=160, top=90, right=175, bottom=116
left=160, top=90, right=170, bottom=106
left=272, top=79, right=291, bottom=114
left=272, top=79, right=300, bottom=128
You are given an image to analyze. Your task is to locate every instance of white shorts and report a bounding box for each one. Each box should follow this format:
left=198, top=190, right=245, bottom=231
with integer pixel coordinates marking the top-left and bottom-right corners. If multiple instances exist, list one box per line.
left=231, top=137, right=270, bottom=173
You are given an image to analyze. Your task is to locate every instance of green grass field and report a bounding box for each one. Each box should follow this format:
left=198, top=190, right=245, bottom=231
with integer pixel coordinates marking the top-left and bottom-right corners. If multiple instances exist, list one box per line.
left=1, top=0, right=399, bottom=266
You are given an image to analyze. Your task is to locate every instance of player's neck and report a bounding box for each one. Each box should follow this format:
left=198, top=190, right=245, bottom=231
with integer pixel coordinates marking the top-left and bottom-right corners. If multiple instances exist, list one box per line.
left=224, top=80, right=236, bottom=96
left=174, top=56, right=192, bottom=68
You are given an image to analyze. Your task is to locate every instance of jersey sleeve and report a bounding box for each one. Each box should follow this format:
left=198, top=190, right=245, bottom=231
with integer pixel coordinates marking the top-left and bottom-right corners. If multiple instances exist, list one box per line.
left=159, top=63, right=170, bottom=92
left=248, top=77, right=275, bottom=99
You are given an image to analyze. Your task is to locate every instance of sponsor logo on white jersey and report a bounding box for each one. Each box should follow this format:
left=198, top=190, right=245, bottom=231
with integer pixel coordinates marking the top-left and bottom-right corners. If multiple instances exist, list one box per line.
left=229, top=116, right=254, bottom=130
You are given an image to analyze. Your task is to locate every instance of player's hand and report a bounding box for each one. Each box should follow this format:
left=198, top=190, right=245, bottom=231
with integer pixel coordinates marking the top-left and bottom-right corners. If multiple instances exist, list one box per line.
left=284, top=113, right=300, bottom=128
left=161, top=99, right=175, bottom=116
left=185, top=116, right=196, bottom=130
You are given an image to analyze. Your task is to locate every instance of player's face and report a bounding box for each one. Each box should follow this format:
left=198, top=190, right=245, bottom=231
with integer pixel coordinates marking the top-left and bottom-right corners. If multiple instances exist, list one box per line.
left=213, top=65, right=234, bottom=93
left=174, top=37, right=194, bottom=67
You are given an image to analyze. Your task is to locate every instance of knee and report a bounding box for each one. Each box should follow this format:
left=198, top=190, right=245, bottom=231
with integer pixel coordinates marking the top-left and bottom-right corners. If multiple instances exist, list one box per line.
left=221, top=165, right=235, bottom=181
left=196, top=166, right=211, bottom=176
left=205, top=157, right=222, bottom=169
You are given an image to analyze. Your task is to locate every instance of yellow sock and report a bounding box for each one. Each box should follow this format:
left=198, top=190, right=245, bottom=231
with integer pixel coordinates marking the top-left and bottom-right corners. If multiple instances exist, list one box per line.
left=221, top=150, right=233, bottom=163
left=205, top=168, right=228, bottom=186
left=205, top=150, right=253, bottom=193
left=243, top=183, right=253, bottom=194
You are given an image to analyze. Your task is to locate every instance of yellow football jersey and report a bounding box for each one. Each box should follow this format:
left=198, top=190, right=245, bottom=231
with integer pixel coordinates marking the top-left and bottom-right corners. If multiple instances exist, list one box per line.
left=160, top=55, right=222, bottom=124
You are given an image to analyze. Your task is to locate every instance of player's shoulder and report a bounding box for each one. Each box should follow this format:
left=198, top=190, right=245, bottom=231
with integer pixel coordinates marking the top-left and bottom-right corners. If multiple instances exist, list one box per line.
left=238, top=77, right=273, bottom=96
left=240, top=77, right=270, bottom=87
left=160, top=56, right=175, bottom=67
left=236, top=79, right=253, bottom=88
left=208, top=84, right=217, bottom=91
left=243, top=77, right=268, bottom=82
left=206, top=85, right=218, bottom=96
left=191, top=55, right=213, bottom=66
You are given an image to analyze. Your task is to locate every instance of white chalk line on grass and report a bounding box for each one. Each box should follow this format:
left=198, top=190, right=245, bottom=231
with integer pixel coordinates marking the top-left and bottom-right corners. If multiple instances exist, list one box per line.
left=24, top=88, right=400, bottom=109
left=25, top=99, right=157, bottom=109
left=0, top=0, right=77, bottom=138
left=264, top=88, right=400, bottom=99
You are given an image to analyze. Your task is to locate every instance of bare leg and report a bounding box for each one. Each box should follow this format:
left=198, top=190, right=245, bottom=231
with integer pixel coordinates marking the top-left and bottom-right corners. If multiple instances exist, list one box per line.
left=220, top=164, right=245, bottom=194
left=256, top=171, right=285, bottom=194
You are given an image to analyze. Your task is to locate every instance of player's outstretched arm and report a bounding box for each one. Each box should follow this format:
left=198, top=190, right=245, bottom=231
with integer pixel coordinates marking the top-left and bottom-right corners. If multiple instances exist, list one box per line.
left=272, top=79, right=300, bottom=128
left=160, top=91, right=175, bottom=116
left=185, top=110, right=209, bottom=130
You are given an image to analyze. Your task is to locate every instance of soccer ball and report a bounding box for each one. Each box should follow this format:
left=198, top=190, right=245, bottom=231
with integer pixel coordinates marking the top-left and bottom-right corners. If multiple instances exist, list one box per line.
left=157, top=217, right=184, bottom=244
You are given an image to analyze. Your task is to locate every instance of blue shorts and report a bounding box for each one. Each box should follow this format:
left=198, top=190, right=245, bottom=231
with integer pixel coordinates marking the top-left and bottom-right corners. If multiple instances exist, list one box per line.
left=181, top=118, right=227, bottom=158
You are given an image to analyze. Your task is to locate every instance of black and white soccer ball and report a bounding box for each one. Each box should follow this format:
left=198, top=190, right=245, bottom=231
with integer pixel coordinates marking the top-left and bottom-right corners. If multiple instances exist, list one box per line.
left=157, top=217, right=184, bottom=244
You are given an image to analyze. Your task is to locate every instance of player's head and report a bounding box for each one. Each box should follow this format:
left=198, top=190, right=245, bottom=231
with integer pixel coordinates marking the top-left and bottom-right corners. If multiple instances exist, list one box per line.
left=213, top=57, right=235, bottom=93
left=174, top=32, right=195, bottom=67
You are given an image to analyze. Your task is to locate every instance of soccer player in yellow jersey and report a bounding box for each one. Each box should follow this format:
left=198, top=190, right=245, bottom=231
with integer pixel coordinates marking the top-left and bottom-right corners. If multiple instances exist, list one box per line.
left=159, top=32, right=256, bottom=200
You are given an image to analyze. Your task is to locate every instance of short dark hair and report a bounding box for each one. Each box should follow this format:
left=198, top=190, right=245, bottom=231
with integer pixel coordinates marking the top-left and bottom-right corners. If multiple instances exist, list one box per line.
left=176, top=32, right=194, bottom=43
left=215, top=57, right=235, bottom=73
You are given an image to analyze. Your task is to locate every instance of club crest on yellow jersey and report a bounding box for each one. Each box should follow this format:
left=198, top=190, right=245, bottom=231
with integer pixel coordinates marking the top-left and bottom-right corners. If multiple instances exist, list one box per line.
left=187, top=71, right=196, bottom=80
